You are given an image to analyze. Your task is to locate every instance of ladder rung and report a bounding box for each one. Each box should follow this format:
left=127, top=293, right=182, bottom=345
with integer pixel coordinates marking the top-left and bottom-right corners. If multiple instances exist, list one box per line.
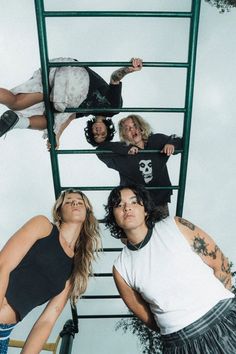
left=82, top=295, right=120, bottom=299
left=48, top=61, right=189, bottom=68
left=64, top=107, right=186, bottom=113
left=56, top=149, right=183, bottom=155
left=44, top=11, right=192, bottom=18
left=99, top=248, right=122, bottom=252
left=78, top=314, right=133, bottom=319
left=61, top=186, right=179, bottom=192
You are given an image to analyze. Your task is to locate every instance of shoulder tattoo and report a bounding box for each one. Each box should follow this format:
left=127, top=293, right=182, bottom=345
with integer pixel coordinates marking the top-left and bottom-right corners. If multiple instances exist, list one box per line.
left=192, top=234, right=231, bottom=276
left=177, top=217, right=195, bottom=231
left=192, top=235, right=218, bottom=257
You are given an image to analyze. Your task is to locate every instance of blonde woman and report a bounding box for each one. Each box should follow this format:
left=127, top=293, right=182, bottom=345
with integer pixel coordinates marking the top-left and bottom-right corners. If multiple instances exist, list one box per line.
left=0, top=189, right=100, bottom=353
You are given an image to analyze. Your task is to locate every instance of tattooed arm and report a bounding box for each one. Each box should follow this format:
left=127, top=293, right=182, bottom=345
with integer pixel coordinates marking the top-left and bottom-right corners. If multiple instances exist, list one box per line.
left=110, top=58, right=143, bottom=84
left=175, top=216, right=232, bottom=290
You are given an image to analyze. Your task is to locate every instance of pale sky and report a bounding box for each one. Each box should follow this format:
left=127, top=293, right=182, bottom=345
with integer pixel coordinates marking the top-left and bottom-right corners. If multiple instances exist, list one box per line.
left=0, top=0, right=236, bottom=353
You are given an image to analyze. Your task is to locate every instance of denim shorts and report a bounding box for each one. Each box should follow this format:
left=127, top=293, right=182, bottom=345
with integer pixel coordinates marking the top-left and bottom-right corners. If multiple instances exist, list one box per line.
left=0, top=323, right=16, bottom=354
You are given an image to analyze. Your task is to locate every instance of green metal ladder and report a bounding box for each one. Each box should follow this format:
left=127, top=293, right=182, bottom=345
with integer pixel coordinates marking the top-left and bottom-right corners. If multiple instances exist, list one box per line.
left=33, top=1, right=202, bottom=352
left=34, top=0, right=201, bottom=216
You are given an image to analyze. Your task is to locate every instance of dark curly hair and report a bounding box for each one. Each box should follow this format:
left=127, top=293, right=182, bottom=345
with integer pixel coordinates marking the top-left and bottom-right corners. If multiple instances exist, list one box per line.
left=84, top=116, right=116, bottom=147
left=104, top=185, right=163, bottom=239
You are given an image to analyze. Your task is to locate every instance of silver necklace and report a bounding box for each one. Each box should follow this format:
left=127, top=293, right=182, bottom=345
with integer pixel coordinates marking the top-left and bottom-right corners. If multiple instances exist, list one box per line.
left=60, top=233, right=74, bottom=249
left=128, top=236, right=146, bottom=250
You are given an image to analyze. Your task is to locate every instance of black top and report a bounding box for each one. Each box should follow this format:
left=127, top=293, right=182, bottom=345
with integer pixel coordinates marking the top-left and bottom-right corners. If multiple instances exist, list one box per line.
left=76, top=66, right=123, bottom=118
left=6, top=224, right=73, bottom=320
left=97, top=134, right=182, bottom=206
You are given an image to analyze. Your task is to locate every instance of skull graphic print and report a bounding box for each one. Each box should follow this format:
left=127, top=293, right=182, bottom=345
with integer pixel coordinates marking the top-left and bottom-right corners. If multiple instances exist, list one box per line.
left=139, top=159, right=153, bottom=183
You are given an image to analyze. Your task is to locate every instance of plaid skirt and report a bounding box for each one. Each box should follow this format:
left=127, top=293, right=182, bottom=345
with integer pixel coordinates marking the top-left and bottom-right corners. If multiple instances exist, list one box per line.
left=161, top=297, right=236, bottom=354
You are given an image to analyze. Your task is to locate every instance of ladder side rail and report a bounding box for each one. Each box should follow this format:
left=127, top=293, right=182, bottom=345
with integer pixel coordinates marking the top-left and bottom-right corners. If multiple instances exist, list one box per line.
left=176, top=0, right=201, bottom=216
left=34, top=0, right=61, bottom=197
left=59, top=320, right=76, bottom=354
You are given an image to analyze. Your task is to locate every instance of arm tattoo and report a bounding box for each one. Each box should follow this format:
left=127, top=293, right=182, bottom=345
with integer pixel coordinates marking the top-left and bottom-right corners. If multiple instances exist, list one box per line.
left=177, top=216, right=233, bottom=289
left=220, top=252, right=232, bottom=274
left=192, top=235, right=232, bottom=288
left=177, top=217, right=195, bottom=231
left=111, top=67, right=130, bottom=82
left=192, top=235, right=218, bottom=258
left=217, top=257, right=232, bottom=289
left=218, top=273, right=231, bottom=288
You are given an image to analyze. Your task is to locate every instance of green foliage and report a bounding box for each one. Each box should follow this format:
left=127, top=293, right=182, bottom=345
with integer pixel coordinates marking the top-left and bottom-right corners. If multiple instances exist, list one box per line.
left=115, top=315, right=162, bottom=354
left=204, top=0, right=236, bottom=12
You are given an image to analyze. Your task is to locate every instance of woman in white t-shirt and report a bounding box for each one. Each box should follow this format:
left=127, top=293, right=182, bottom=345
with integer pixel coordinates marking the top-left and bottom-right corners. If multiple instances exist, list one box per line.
left=104, top=184, right=236, bottom=354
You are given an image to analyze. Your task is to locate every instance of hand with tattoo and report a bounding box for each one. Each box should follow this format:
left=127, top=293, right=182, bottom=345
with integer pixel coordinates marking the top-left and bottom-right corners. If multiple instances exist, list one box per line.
left=110, top=58, right=143, bottom=84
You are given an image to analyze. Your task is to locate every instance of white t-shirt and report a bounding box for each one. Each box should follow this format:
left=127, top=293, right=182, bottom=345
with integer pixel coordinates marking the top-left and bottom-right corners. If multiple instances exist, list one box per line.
left=114, top=217, right=234, bottom=334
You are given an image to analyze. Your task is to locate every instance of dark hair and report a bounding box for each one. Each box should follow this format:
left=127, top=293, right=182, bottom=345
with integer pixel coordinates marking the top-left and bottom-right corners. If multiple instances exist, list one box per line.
left=104, top=185, right=162, bottom=239
left=84, top=116, right=116, bottom=147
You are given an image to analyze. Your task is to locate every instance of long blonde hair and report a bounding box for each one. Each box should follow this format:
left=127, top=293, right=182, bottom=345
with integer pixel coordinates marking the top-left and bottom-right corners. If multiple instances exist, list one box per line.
left=52, top=189, right=101, bottom=306
left=118, top=114, right=152, bottom=144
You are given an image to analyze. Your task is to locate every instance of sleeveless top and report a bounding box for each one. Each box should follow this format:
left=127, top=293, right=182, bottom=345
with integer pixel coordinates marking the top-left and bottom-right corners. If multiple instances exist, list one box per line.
left=6, top=224, right=74, bottom=320
left=114, top=217, right=234, bottom=334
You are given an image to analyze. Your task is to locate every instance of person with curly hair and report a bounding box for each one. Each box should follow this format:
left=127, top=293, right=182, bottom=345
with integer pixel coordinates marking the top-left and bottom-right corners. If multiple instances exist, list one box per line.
left=84, top=115, right=116, bottom=146
left=0, top=57, right=143, bottom=147
left=104, top=184, right=236, bottom=354
left=0, top=189, right=100, bottom=353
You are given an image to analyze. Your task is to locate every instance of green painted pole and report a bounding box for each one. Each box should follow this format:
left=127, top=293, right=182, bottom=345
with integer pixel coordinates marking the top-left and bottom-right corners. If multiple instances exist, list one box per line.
left=34, top=0, right=62, bottom=198
left=176, top=0, right=202, bottom=216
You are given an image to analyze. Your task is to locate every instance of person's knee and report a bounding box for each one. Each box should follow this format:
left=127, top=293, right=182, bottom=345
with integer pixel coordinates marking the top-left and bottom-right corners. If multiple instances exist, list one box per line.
left=9, top=94, right=25, bottom=110
left=14, top=93, right=43, bottom=110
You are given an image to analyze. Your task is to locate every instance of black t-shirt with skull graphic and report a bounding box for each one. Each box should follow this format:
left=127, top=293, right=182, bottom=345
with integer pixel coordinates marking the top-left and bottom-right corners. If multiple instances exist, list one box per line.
left=97, top=133, right=182, bottom=206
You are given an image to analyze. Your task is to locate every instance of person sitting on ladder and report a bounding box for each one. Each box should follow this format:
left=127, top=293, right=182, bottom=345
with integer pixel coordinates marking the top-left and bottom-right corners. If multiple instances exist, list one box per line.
left=0, top=57, right=143, bottom=147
